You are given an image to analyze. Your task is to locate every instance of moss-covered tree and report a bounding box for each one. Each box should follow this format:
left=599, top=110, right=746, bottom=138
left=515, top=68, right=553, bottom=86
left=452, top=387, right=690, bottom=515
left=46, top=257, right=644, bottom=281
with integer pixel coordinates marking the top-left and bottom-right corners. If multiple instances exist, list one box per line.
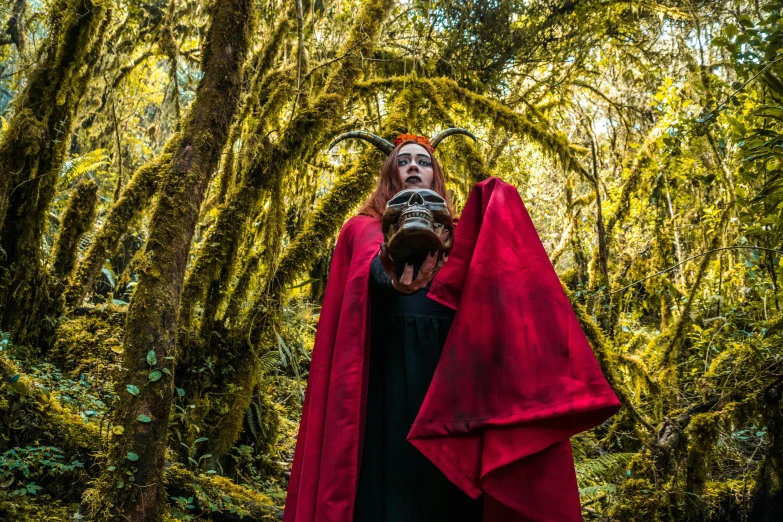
left=0, top=0, right=112, bottom=341
left=84, top=0, right=253, bottom=519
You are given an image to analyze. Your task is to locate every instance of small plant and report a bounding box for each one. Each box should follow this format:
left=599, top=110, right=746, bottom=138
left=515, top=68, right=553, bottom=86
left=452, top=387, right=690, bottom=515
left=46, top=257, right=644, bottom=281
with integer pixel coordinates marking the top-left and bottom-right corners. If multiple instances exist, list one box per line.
left=0, top=446, right=84, bottom=499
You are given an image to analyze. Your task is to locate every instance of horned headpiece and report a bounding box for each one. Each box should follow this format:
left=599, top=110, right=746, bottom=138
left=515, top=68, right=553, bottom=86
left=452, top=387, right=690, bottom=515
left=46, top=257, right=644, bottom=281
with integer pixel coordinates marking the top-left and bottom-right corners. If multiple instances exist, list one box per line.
left=328, top=128, right=477, bottom=155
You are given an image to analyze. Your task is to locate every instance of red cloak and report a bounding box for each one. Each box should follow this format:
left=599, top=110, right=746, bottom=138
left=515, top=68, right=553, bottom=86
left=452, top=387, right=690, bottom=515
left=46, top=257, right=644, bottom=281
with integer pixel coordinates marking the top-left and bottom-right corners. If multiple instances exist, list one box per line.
left=283, top=178, right=621, bottom=522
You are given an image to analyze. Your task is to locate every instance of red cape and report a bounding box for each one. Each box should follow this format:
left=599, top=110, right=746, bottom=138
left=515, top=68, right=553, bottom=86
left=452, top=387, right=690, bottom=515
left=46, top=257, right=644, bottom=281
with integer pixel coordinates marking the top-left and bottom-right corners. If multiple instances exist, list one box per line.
left=284, top=178, right=621, bottom=522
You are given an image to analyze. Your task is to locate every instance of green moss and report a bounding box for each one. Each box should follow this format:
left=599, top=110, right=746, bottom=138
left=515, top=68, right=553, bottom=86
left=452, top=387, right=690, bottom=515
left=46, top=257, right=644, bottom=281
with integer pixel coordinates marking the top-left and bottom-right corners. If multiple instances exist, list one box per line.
left=51, top=179, right=99, bottom=283
left=0, top=495, right=77, bottom=521
left=658, top=210, right=729, bottom=375
left=86, top=0, right=255, bottom=518
left=703, top=479, right=752, bottom=521
left=176, top=0, right=397, bottom=463
left=49, top=311, right=125, bottom=383
left=162, top=465, right=276, bottom=519
left=355, top=76, right=592, bottom=183
left=0, top=354, right=101, bottom=456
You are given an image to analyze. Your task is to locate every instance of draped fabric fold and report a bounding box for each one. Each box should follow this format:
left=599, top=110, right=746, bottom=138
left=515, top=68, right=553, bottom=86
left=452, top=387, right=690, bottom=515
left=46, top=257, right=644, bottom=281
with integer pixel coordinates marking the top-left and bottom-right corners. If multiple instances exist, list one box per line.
left=409, top=177, right=621, bottom=521
left=284, top=177, right=621, bottom=522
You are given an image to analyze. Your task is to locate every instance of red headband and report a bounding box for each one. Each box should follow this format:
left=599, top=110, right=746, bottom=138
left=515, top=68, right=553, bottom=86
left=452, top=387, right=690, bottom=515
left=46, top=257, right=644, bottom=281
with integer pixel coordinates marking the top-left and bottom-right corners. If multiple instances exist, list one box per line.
left=393, top=134, right=434, bottom=152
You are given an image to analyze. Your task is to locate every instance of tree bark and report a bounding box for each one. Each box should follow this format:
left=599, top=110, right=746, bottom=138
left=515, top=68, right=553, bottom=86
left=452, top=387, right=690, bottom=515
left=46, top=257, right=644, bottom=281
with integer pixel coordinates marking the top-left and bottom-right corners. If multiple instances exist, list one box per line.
left=84, top=0, right=253, bottom=519
left=749, top=381, right=783, bottom=521
left=3, top=0, right=26, bottom=51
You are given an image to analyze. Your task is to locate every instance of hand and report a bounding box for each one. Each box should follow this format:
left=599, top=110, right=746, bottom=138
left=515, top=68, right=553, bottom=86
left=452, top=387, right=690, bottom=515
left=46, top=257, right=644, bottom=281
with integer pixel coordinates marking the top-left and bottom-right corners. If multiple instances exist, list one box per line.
left=379, top=243, right=448, bottom=295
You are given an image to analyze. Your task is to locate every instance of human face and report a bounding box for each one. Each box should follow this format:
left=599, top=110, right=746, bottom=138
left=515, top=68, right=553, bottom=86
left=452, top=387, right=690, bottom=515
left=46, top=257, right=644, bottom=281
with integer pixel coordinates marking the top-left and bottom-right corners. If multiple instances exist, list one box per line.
left=396, top=143, right=434, bottom=190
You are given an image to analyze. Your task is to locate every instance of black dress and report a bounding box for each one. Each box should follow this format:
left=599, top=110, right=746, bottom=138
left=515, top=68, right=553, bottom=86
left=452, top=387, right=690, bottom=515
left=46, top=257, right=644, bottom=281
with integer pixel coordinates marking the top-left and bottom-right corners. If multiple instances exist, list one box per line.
left=353, top=256, right=484, bottom=522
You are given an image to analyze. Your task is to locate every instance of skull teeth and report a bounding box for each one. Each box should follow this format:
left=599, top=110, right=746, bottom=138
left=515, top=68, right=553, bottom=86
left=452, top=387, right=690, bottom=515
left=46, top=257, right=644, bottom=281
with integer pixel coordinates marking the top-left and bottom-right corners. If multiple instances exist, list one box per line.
left=401, top=209, right=432, bottom=221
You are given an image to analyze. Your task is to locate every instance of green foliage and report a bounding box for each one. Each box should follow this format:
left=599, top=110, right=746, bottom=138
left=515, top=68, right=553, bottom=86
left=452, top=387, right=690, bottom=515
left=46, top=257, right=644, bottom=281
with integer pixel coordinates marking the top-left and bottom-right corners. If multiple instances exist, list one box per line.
left=0, top=446, right=84, bottom=498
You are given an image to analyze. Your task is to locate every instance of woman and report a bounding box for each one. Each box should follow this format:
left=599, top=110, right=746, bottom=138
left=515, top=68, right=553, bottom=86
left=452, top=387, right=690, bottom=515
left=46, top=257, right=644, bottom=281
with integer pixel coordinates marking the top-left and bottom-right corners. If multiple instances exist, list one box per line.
left=352, top=136, right=484, bottom=521
left=283, top=131, right=621, bottom=522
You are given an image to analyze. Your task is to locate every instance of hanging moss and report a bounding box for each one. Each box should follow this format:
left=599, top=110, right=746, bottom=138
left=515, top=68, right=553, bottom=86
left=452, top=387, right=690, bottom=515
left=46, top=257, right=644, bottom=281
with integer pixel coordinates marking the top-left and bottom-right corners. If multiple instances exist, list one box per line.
left=606, top=125, right=667, bottom=236
left=204, top=6, right=300, bottom=212
left=416, top=79, right=490, bottom=187
left=14, top=179, right=99, bottom=348
left=181, top=0, right=395, bottom=344
left=567, top=287, right=656, bottom=433
left=173, top=0, right=396, bottom=461
left=659, top=209, right=730, bottom=375
left=246, top=90, right=414, bottom=317
left=434, top=78, right=594, bottom=181
left=199, top=93, right=415, bottom=455
left=355, top=76, right=592, bottom=183
left=193, top=95, right=408, bottom=468
left=223, top=248, right=262, bottom=327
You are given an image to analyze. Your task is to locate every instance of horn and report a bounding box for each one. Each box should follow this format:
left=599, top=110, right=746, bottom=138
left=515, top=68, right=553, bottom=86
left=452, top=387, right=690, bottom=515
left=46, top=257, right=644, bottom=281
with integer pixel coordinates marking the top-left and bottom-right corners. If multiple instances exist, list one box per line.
left=429, top=128, right=477, bottom=150
left=328, top=131, right=395, bottom=155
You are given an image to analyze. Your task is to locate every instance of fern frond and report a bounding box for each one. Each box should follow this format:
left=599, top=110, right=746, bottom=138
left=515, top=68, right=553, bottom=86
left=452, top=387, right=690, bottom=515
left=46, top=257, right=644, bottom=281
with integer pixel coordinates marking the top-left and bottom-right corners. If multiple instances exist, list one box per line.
left=60, top=149, right=109, bottom=187
left=576, top=452, right=634, bottom=485
left=579, top=484, right=616, bottom=498
left=257, top=349, right=280, bottom=375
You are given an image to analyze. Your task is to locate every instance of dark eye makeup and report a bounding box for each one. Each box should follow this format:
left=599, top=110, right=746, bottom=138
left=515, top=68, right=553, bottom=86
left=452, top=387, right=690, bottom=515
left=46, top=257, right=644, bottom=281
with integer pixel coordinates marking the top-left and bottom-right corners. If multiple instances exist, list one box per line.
left=398, top=156, right=431, bottom=167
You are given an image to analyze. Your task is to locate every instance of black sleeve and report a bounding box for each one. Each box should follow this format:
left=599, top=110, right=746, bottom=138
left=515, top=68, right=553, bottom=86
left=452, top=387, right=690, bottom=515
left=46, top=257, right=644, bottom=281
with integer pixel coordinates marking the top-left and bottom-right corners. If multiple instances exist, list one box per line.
left=370, top=255, right=394, bottom=288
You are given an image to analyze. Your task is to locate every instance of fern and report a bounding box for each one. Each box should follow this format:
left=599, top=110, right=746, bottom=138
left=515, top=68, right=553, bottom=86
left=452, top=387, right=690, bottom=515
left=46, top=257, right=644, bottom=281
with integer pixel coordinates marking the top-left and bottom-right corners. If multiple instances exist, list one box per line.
left=59, top=149, right=109, bottom=187
left=579, top=484, right=616, bottom=499
left=257, top=349, right=280, bottom=375
left=576, top=452, right=635, bottom=486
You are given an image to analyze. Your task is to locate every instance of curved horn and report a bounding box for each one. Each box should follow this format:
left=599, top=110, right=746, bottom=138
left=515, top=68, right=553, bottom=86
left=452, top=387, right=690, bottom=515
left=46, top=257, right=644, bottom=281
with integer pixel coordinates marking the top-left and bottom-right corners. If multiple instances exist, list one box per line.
left=429, top=128, right=477, bottom=150
left=328, top=131, right=395, bottom=155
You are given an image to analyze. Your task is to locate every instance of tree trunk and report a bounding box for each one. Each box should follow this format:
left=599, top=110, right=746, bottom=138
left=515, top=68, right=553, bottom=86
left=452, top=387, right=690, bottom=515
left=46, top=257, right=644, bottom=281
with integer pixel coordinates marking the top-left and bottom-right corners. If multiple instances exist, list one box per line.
left=30, top=179, right=99, bottom=349
left=3, top=0, right=27, bottom=51
left=0, top=0, right=112, bottom=341
left=83, top=0, right=253, bottom=519
left=749, top=381, right=783, bottom=521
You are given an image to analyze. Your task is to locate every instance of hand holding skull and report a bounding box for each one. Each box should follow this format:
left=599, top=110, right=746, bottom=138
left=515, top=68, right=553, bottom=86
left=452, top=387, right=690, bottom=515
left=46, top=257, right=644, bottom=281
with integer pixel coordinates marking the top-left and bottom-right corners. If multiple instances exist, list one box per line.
left=378, top=229, right=449, bottom=294
left=379, top=188, right=454, bottom=294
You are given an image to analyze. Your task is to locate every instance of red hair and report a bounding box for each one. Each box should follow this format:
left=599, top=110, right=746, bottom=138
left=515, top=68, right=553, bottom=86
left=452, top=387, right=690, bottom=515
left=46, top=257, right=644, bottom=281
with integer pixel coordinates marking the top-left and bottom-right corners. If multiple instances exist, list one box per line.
left=358, top=141, right=455, bottom=219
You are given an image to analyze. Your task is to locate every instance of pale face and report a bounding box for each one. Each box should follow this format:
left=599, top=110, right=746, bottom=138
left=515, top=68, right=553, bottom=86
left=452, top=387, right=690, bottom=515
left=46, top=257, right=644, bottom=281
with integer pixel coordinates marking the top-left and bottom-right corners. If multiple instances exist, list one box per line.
left=396, top=143, right=434, bottom=190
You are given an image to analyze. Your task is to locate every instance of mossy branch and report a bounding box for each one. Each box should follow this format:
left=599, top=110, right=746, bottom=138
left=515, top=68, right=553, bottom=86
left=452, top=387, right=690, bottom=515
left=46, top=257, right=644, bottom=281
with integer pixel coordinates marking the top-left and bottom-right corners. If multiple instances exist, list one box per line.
left=63, top=142, right=175, bottom=309
left=180, top=0, right=393, bottom=338
left=50, top=180, right=99, bottom=284
left=659, top=208, right=731, bottom=372
left=242, top=89, right=416, bottom=346
left=176, top=0, right=397, bottom=463
left=354, top=76, right=593, bottom=183
left=566, top=286, right=655, bottom=433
